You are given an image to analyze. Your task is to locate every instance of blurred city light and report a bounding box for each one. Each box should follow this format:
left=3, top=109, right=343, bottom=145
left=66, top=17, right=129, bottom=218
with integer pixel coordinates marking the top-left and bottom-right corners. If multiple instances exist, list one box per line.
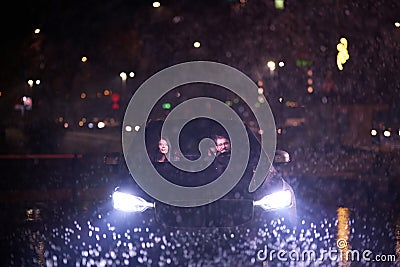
left=296, top=60, right=312, bottom=67
left=80, top=92, right=86, bottom=99
left=278, top=61, right=285, bottom=67
left=395, top=22, right=400, bottom=28
left=258, top=87, right=264, bottom=94
left=134, top=125, right=141, bottom=132
left=97, top=122, right=105, bottom=129
left=153, top=2, right=160, bottom=8
left=81, top=56, right=88, bottom=63
left=119, top=72, right=127, bottom=81
left=337, top=207, right=350, bottom=266
left=193, top=41, right=201, bottom=48
left=35, top=80, right=40, bottom=85
left=371, top=129, right=377, bottom=136
left=125, top=125, right=132, bottom=132
left=274, top=0, right=284, bottom=10
left=337, top=37, right=349, bottom=70
left=34, top=28, right=41, bottom=34
left=267, top=61, right=276, bottom=71
left=162, top=102, right=171, bottom=109
left=111, top=92, right=120, bottom=110
left=383, top=130, right=391, bottom=137
left=22, top=96, right=33, bottom=110
left=129, top=72, right=135, bottom=78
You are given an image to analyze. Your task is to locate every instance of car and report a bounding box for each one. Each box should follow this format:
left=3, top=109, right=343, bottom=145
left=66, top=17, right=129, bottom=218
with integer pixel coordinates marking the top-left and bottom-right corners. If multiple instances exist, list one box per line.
left=111, top=117, right=297, bottom=229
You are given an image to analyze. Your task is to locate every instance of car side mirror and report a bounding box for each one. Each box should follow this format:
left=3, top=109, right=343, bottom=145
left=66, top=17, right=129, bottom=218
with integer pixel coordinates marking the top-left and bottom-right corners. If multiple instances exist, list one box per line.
left=274, top=150, right=290, bottom=163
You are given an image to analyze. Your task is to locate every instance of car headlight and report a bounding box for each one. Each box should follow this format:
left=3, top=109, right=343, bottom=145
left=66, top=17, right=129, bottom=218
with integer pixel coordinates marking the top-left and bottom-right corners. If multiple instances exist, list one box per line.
left=254, top=190, right=292, bottom=211
left=112, top=191, right=154, bottom=212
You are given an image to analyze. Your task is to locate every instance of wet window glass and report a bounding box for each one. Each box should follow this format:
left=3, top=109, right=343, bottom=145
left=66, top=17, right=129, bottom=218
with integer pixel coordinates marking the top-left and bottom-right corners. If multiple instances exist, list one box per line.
left=0, top=1, right=399, bottom=266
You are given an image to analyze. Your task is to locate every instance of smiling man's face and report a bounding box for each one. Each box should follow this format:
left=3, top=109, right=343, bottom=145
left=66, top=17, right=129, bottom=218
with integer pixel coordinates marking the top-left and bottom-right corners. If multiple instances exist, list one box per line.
left=215, top=136, right=231, bottom=154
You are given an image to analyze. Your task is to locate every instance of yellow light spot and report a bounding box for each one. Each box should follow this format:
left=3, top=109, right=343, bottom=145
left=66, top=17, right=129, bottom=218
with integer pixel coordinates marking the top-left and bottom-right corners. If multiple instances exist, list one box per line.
left=80, top=93, right=86, bottom=99
left=337, top=207, right=350, bottom=265
left=258, top=87, right=264, bottom=94
left=278, top=97, right=283, bottom=103
left=34, top=28, right=41, bottom=34
left=193, top=41, right=201, bottom=48
left=337, top=37, right=349, bottom=71
left=78, top=121, right=84, bottom=127
left=307, top=86, right=314, bottom=93
left=81, top=56, right=88, bottom=63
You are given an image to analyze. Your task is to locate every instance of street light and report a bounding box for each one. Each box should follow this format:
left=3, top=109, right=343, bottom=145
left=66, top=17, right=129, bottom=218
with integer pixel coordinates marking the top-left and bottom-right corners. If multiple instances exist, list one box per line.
left=120, top=71, right=127, bottom=90
left=119, top=72, right=127, bottom=81
left=27, top=79, right=41, bottom=88
left=267, top=61, right=276, bottom=71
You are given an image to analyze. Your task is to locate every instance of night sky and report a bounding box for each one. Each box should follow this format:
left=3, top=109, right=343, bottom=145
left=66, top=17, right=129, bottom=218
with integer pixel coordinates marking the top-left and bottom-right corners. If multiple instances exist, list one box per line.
left=1, top=0, right=399, bottom=142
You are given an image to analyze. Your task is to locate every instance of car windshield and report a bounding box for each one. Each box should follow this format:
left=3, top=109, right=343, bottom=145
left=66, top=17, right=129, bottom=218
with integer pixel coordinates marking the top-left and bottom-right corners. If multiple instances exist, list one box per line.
left=1, top=1, right=399, bottom=266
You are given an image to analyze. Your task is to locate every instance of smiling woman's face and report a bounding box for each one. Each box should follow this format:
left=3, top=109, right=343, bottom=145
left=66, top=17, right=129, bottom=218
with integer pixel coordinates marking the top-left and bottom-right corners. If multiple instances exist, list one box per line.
left=158, top=139, right=169, bottom=154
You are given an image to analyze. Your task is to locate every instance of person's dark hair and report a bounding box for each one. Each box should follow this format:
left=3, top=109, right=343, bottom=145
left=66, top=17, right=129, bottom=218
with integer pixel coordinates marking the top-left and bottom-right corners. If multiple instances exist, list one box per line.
left=213, top=134, right=229, bottom=143
left=154, top=137, right=171, bottom=162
